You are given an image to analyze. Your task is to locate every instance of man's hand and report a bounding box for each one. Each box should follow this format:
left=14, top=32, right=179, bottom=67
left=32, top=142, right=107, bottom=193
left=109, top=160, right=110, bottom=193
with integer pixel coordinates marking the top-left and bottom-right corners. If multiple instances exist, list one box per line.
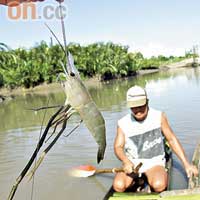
left=0, top=0, right=64, bottom=6
left=184, top=163, right=199, bottom=178
left=123, top=160, right=134, bottom=174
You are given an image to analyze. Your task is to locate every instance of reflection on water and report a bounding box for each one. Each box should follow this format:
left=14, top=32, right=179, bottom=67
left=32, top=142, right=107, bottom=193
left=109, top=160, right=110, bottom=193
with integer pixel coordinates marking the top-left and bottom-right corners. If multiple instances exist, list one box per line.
left=0, top=67, right=200, bottom=199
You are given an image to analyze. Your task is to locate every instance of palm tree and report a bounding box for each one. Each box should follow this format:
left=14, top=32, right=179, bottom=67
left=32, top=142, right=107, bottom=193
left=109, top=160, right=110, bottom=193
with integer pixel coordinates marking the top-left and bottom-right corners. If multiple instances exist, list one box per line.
left=0, top=43, right=11, bottom=51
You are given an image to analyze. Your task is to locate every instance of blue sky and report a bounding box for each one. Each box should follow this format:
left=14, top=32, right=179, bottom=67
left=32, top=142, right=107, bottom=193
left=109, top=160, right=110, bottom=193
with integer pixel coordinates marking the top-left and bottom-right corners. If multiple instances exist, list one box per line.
left=0, top=0, right=200, bottom=57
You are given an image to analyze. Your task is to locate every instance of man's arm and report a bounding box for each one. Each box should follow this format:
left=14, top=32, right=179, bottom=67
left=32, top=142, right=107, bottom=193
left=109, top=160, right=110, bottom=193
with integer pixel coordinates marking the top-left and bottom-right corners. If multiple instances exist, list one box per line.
left=0, top=0, right=40, bottom=5
left=161, top=112, right=198, bottom=177
left=0, top=0, right=63, bottom=6
left=114, top=126, right=134, bottom=173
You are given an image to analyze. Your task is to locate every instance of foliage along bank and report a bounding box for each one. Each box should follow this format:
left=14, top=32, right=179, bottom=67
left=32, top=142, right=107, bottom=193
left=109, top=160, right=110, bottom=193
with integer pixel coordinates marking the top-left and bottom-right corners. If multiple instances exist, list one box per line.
left=0, top=41, right=194, bottom=89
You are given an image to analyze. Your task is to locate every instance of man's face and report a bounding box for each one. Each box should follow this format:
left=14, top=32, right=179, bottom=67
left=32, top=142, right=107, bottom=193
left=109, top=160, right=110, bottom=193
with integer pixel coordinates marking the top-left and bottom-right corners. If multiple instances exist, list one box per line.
left=130, top=104, right=148, bottom=121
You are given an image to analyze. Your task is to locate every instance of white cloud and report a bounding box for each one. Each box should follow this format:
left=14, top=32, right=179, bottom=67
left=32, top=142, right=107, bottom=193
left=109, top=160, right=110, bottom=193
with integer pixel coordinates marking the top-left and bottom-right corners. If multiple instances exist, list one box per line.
left=129, top=42, right=186, bottom=58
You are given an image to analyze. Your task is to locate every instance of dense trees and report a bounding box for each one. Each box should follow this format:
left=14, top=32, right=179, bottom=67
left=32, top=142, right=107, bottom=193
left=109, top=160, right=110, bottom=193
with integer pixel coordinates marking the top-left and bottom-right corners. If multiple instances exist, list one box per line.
left=0, top=41, right=193, bottom=88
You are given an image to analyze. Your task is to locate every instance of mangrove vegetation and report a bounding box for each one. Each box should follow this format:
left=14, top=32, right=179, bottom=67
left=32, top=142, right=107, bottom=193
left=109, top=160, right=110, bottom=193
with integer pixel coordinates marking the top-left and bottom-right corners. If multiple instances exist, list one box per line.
left=0, top=41, right=195, bottom=89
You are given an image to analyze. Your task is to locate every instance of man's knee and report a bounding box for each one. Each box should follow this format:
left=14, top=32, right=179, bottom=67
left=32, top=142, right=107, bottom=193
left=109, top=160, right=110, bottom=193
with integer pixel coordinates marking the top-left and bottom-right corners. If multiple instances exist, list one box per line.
left=146, top=166, right=168, bottom=192
left=151, top=180, right=167, bottom=192
left=113, top=179, right=126, bottom=192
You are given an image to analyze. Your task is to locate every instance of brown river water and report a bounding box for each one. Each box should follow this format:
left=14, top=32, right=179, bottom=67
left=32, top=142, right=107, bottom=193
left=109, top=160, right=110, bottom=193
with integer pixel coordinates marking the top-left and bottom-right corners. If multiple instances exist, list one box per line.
left=0, top=67, right=200, bottom=200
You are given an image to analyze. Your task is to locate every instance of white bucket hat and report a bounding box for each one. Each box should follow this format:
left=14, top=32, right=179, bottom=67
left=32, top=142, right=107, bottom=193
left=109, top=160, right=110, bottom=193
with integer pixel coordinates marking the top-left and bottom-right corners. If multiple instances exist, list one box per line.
left=126, top=85, right=147, bottom=108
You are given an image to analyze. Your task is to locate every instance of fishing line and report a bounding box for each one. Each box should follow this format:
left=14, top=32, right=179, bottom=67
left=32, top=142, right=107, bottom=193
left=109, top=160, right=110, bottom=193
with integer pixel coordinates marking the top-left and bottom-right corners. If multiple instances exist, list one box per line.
left=44, top=23, right=68, bottom=75
left=58, top=2, right=68, bottom=54
left=58, top=2, right=73, bottom=74
left=30, top=2, right=71, bottom=199
left=45, top=3, right=74, bottom=76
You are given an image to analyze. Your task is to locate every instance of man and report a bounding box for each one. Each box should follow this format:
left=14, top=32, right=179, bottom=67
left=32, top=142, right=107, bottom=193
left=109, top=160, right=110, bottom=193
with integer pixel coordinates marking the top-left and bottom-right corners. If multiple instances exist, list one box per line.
left=113, top=85, right=198, bottom=192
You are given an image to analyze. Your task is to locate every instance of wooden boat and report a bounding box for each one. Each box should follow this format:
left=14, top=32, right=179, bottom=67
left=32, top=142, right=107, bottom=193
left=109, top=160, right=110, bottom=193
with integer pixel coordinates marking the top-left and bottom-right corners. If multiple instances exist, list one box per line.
left=159, top=141, right=200, bottom=200
left=103, top=141, right=200, bottom=200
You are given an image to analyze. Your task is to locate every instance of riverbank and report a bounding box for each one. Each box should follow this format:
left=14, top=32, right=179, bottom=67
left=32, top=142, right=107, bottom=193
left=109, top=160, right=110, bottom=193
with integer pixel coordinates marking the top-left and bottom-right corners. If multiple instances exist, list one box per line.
left=0, top=58, right=199, bottom=102
left=162, top=58, right=198, bottom=69
left=0, top=76, right=103, bottom=102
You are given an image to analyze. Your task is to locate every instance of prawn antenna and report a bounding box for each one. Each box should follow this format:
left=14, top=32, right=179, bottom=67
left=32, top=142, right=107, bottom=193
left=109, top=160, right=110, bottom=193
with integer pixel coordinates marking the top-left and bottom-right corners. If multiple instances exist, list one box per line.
left=44, top=23, right=68, bottom=75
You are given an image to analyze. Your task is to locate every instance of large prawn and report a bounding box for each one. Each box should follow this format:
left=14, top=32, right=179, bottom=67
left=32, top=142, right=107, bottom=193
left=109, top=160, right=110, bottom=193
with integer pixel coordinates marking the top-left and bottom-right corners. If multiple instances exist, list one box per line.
left=7, top=53, right=106, bottom=200
left=7, top=27, right=106, bottom=200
